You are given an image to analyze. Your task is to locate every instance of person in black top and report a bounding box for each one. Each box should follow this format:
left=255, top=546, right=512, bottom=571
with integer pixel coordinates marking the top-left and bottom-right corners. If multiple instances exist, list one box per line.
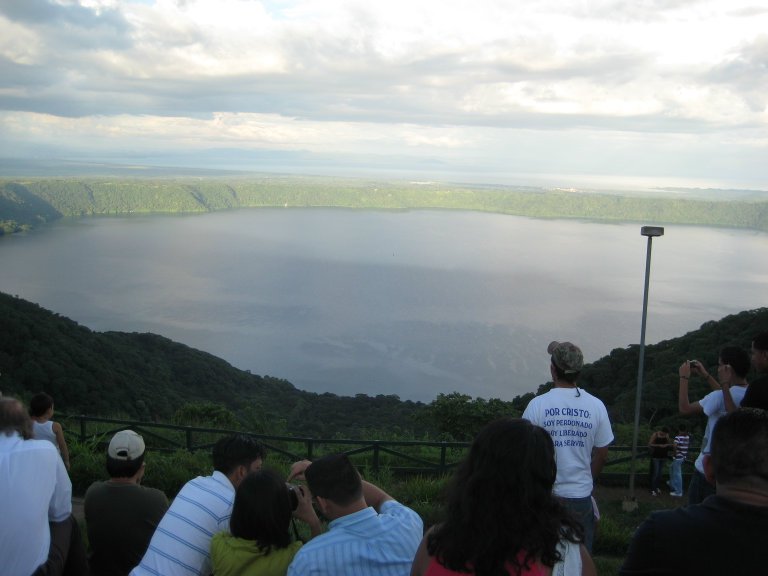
left=621, top=408, right=768, bottom=576
left=742, top=331, right=768, bottom=410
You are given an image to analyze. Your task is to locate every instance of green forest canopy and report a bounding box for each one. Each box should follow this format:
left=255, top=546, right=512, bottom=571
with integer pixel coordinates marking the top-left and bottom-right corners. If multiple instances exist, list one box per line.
left=2, top=175, right=768, bottom=235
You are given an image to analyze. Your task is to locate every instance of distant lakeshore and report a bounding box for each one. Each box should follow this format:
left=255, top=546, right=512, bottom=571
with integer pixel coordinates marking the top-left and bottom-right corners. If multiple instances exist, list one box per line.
left=2, top=173, right=768, bottom=236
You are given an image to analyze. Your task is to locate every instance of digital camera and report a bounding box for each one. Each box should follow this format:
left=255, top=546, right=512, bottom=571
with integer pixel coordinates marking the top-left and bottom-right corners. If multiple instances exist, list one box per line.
left=286, top=483, right=303, bottom=511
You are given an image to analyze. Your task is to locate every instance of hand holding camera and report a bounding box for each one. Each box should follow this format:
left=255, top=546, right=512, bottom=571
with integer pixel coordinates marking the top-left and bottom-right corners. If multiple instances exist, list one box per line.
left=287, top=482, right=321, bottom=534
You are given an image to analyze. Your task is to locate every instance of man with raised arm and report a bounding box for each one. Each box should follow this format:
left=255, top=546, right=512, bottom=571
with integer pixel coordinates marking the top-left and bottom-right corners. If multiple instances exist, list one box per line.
left=286, top=453, right=423, bottom=576
left=522, top=340, right=614, bottom=554
left=679, top=346, right=749, bottom=504
left=620, top=408, right=768, bottom=575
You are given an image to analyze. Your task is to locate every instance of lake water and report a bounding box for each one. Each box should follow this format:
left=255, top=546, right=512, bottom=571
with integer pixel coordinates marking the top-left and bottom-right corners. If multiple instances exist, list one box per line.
left=1, top=209, right=766, bottom=402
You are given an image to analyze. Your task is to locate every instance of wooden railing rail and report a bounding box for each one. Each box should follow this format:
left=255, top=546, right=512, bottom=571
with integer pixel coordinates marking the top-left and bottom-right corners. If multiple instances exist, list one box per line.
left=61, top=414, right=699, bottom=482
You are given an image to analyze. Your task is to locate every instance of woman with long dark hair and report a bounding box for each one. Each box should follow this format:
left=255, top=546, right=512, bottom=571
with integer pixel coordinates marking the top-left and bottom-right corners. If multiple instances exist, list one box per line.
left=211, top=468, right=321, bottom=576
left=411, top=417, right=596, bottom=576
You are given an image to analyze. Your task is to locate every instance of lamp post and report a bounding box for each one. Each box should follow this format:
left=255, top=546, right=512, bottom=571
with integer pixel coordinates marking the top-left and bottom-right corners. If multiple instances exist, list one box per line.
left=625, top=225, right=664, bottom=511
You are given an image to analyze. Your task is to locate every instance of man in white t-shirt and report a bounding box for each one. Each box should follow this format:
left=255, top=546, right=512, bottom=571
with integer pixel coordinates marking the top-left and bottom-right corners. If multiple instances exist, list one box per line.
left=522, top=341, right=614, bottom=553
left=0, top=397, right=85, bottom=576
left=678, top=346, right=750, bottom=505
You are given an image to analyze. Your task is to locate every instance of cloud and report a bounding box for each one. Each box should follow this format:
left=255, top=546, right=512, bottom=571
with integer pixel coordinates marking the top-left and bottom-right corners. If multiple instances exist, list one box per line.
left=0, top=0, right=766, bottom=188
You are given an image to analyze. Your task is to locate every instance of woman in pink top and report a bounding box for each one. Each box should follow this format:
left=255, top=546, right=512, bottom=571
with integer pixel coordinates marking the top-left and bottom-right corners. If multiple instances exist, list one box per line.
left=411, top=418, right=596, bottom=576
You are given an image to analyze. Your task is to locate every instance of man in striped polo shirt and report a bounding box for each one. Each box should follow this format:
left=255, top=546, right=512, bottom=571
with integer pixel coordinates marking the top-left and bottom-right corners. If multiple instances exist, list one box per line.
left=130, top=434, right=265, bottom=576
left=286, top=454, right=423, bottom=576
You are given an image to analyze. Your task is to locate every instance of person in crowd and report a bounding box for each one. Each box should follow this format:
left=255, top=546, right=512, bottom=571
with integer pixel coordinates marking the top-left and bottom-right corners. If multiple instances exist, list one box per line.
left=29, top=392, right=71, bottom=470
left=522, top=341, right=614, bottom=553
left=85, top=430, right=168, bottom=576
left=742, top=331, right=768, bottom=410
left=620, top=408, right=768, bottom=575
left=285, top=453, right=423, bottom=576
left=646, top=426, right=672, bottom=496
left=411, top=417, right=596, bottom=576
left=211, top=469, right=322, bottom=576
left=679, top=346, right=750, bottom=504
left=0, top=396, right=87, bottom=576
left=130, top=434, right=266, bottom=576
left=668, top=423, right=690, bottom=497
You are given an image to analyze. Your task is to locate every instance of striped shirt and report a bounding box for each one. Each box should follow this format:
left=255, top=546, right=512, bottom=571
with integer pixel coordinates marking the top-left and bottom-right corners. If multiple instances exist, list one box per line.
left=674, top=434, right=690, bottom=461
left=287, top=500, right=423, bottom=576
left=130, top=471, right=235, bottom=576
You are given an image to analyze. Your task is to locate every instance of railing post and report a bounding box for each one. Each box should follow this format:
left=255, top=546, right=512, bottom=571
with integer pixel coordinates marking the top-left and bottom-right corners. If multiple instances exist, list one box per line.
left=80, top=416, right=87, bottom=442
left=440, top=443, right=447, bottom=471
left=307, top=439, right=313, bottom=460
left=373, top=442, right=380, bottom=475
left=186, top=428, right=193, bottom=451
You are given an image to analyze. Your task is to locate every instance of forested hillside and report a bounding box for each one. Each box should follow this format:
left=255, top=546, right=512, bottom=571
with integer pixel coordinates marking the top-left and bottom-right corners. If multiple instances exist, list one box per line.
left=0, top=292, right=426, bottom=438
left=579, top=307, right=768, bottom=427
left=1, top=290, right=766, bottom=440
left=2, top=175, right=768, bottom=235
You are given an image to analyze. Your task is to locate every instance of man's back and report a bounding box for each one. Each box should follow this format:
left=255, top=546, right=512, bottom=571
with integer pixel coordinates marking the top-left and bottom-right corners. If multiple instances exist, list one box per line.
left=0, top=434, right=72, bottom=576
left=620, top=495, right=767, bottom=575
left=287, top=500, right=423, bottom=576
left=85, top=480, right=168, bottom=576
left=130, top=472, right=235, bottom=576
left=522, top=387, right=613, bottom=498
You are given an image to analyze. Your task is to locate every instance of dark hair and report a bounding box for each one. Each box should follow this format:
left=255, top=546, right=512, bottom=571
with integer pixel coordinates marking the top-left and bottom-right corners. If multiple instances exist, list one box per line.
left=1, top=397, right=34, bottom=439
left=304, top=454, right=362, bottom=506
left=28, top=392, right=54, bottom=417
left=106, top=454, right=145, bottom=478
left=229, top=469, right=293, bottom=550
left=719, top=346, right=750, bottom=379
left=711, top=408, right=768, bottom=484
left=212, top=434, right=266, bottom=475
left=753, top=332, right=768, bottom=352
left=427, top=418, right=582, bottom=576
left=676, top=423, right=688, bottom=433
left=551, top=361, right=579, bottom=384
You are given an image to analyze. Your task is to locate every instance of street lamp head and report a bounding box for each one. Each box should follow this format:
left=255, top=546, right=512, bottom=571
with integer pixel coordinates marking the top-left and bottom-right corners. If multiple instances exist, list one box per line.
left=641, top=226, right=664, bottom=237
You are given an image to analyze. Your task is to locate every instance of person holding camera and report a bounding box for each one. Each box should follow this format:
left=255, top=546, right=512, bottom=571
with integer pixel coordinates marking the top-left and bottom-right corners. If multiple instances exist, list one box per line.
left=211, top=469, right=321, bottom=576
left=286, top=454, right=423, bottom=576
left=678, top=346, right=750, bottom=505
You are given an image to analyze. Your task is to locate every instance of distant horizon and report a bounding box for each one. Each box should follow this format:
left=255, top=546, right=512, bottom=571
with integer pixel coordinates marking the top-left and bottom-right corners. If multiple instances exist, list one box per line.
left=2, top=156, right=767, bottom=198
left=2, top=2, right=767, bottom=197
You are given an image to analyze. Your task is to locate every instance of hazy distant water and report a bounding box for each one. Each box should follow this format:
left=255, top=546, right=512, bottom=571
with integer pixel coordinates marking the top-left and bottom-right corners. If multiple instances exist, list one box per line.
left=1, top=209, right=767, bottom=402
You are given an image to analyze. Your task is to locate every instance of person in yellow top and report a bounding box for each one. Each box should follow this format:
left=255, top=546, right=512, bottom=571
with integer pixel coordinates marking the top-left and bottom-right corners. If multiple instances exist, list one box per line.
left=211, top=468, right=322, bottom=576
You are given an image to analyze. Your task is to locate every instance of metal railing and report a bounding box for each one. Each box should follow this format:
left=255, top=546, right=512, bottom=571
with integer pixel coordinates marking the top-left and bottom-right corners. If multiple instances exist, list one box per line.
left=61, top=414, right=699, bottom=483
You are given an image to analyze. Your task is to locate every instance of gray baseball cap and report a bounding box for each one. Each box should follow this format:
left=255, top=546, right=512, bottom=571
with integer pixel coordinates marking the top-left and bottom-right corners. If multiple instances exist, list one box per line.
left=548, top=341, right=584, bottom=374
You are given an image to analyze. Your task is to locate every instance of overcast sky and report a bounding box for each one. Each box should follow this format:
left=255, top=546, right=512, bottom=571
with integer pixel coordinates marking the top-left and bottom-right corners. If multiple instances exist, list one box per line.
left=1, top=0, right=767, bottom=190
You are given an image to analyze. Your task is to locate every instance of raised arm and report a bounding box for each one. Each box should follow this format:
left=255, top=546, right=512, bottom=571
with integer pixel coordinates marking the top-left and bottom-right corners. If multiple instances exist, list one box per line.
left=362, top=479, right=394, bottom=512
left=678, top=361, right=703, bottom=415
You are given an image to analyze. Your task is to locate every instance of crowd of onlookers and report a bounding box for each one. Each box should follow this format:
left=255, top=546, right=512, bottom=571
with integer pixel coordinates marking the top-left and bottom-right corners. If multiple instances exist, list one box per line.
left=1, top=332, right=767, bottom=576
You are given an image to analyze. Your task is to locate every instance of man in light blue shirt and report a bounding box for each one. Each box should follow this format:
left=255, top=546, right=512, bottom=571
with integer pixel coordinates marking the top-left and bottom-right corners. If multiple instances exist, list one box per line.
left=287, top=454, right=423, bottom=576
